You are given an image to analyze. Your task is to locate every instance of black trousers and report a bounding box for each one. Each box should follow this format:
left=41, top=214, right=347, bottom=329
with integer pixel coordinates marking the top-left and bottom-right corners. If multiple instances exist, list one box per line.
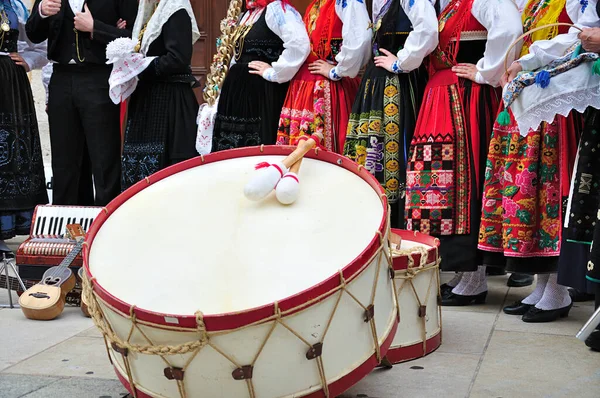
left=48, top=64, right=120, bottom=206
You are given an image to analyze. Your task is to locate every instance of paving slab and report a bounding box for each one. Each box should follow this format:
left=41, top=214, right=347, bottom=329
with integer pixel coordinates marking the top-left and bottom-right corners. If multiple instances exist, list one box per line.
left=15, top=376, right=126, bottom=398
left=0, top=374, right=63, bottom=398
left=437, top=311, right=497, bottom=355
left=495, top=302, right=595, bottom=337
left=77, top=326, right=104, bottom=339
left=342, top=352, right=480, bottom=398
left=470, top=330, right=600, bottom=398
left=3, top=336, right=117, bottom=380
left=0, top=305, right=94, bottom=372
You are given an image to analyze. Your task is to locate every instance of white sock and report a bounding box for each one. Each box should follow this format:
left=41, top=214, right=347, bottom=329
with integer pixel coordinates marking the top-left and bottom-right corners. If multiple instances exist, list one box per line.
left=535, top=274, right=572, bottom=311
left=521, top=274, right=548, bottom=305
left=452, top=266, right=487, bottom=296
left=447, top=272, right=463, bottom=288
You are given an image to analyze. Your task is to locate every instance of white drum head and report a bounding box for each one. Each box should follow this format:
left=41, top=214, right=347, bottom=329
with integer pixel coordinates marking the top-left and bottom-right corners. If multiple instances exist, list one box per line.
left=89, top=156, right=384, bottom=316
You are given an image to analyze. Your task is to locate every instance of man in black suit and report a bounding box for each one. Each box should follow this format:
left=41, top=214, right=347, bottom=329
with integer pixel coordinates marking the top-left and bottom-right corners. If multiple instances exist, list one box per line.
left=26, top=0, right=138, bottom=206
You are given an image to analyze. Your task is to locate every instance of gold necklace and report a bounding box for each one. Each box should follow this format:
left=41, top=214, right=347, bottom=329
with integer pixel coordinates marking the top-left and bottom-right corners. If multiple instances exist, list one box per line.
left=134, top=3, right=159, bottom=53
left=233, top=10, right=258, bottom=61
left=0, top=10, right=10, bottom=33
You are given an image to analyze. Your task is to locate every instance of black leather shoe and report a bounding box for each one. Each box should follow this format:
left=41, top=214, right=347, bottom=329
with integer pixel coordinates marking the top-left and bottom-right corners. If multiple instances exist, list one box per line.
left=503, top=301, right=533, bottom=315
left=522, top=303, right=572, bottom=323
left=569, top=288, right=595, bottom=302
left=442, top=291, right=487, bottom=306
left=507, top=273, right=534, bottom=287
left=585, top=330, right=600, bottom=352
left=440, top=283, right=454, bottom=298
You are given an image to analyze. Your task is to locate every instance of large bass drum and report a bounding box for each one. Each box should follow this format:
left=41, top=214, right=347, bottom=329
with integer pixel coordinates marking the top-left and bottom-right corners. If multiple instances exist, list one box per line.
left=82, top=146, right=398, bottom=398
left=385, top=229, right=442, bottom=365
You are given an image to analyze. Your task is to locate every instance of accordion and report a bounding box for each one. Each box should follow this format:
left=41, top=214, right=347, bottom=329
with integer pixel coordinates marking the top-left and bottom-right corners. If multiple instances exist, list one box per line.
left=16, top=205, right=102, bottom=294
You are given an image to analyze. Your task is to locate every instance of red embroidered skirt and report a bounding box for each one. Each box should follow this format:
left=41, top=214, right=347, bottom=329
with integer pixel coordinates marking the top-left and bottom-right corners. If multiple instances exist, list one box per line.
left=405, top=69, right=500, bottom=271
left=478, top=108, right=580, bottom=273
left=276, top=65, right=360, bottom=153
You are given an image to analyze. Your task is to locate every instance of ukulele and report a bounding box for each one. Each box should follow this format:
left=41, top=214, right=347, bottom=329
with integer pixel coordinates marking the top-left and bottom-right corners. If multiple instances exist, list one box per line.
left=19, top=224, right=86, bottom=321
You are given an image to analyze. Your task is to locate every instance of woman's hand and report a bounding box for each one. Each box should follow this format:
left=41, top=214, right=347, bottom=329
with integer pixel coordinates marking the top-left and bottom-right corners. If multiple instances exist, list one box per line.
left=452, top=63, right=478, bottom=82
left=374, top=49, right=399, bottom=72
left=579, top=28, right=600, bottom=53
left=308, top=60, right=334, bottom=79
left=9, top=53, right=30, bottom=72
left=248, top=61, right=272, bottom=78
left=501, top=61, right=523, bottom=86
left=116, top=18, right=127, bottom=29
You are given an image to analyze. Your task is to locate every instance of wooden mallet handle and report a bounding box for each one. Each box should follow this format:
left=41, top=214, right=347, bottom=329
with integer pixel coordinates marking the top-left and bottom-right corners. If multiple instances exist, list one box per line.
left=282, top=133, right=323, bottom=169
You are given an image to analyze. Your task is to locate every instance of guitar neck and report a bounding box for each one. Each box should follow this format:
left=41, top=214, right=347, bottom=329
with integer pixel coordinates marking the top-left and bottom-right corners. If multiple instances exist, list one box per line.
left=57, top=241, right=85, bottom=269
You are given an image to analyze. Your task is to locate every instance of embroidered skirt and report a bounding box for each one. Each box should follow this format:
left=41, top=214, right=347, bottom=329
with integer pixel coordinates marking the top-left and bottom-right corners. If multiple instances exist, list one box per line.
left=212, top=64, right=289, bottom=151
left=121, top=80, right=199, bottom=191
left=478, top=109, right=581, bottom=274
left=0, top=56, right=48, bottom=239
left=344, top=63, right=426, bottom=228
left=405, top=70, right=500, bottom=272
left=276, top=65, right=360, bottom=153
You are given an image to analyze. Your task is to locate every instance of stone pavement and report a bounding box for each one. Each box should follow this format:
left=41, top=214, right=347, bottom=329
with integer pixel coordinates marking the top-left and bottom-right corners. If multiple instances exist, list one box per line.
left=1, top=236, right=599, bottom=398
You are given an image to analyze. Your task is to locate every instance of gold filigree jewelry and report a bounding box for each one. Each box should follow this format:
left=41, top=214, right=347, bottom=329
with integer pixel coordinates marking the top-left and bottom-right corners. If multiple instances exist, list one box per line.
left=0, top=10, right=10, bottom=32
left=232, top=23, right=253, bottom=61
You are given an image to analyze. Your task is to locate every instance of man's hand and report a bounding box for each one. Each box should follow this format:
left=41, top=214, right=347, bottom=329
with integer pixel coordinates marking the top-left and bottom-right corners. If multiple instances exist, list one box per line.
left=74, top=5, right=94, bottom=33
left=117, top=18, right=127, bottom=29
left=41, top=0, right=61, bottom=17
left=9, top=53, right=30, bottom=72
left=501, top=61, right=523, bottom=86
left=452, top=63, right=478, bottom=82
left=579, top=28, right=600, bottom=53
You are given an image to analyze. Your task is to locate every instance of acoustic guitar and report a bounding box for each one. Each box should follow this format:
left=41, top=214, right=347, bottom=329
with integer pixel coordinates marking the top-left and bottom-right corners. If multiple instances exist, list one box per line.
left=19, top=224, right=86, bottom=321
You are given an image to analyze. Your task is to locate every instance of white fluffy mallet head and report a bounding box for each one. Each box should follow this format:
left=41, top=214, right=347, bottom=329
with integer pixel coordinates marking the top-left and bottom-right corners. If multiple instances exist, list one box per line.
left=275, top=173, right=300, bottom=205
left=244, top=162, right=288, bottom=201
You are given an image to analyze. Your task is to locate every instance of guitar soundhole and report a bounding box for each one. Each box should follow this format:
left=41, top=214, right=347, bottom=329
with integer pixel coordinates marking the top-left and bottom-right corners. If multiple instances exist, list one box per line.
left=30, top=292, right=51, bottom=299
left=44, top=277, right=61, bottom=286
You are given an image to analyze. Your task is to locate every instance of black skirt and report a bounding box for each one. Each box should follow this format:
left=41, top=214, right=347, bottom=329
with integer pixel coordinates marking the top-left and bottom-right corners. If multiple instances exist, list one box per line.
left=211, top=63, right=289, bottom=151
left=121, top=80, right=199, bottom=191
left=344, top=62, right=426, bottom=229
left=0, top=56, right=48, bottom=239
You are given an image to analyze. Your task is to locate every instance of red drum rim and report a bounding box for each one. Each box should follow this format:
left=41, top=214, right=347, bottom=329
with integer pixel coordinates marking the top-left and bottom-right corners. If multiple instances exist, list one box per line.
left=113, top=319, right=399, bottom=398
left=84, top=146, right=389, bottom=332
left=390, top=229, right=440, bottom=271
left=385, top=330, right=442, bottom=365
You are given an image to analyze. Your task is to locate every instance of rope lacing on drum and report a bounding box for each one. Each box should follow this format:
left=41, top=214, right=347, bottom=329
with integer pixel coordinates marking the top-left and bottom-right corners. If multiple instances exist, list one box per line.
left=81, top=226, right=397, bottom=398
left=389, top=230, right=442, bottom=357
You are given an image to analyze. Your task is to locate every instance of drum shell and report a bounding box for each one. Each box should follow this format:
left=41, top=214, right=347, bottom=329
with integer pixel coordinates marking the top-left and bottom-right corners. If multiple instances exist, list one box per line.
left=386, top=229, right=442, bottom=365
left=84, top=147, right=398, bottom=398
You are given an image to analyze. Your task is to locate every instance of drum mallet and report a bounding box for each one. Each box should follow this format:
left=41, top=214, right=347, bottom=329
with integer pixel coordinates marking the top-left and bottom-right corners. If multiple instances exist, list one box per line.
left=244, top=133, right=323, bottom=201
left=275, top=158, right=303, bottom=205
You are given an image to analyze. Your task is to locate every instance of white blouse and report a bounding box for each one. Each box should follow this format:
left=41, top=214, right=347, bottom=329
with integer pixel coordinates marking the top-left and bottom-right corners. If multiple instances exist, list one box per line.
left=469, top=0, right=523, bottom=87
left=328, top=0, right=372, bottom=80
left=518, top=0, right=600, bottom=71
left=384, top=0, right=439, bottom=73
left=238, top=1, right=310, bottom=84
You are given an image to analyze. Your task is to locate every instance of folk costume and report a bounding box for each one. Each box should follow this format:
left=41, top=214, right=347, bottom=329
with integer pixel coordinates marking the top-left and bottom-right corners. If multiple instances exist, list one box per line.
left=211, top=0, right=310, bottom=152
left=120, top=0, right=200, bottom=191
left=343, top=0, right=438, bottom=229
left=26, top=0, right=138, bottom=206
left=404, top=0, right=522, bottom=285
left=275, top=0, right=371, bottom=153
left=0, top=0, right=48, bottom=241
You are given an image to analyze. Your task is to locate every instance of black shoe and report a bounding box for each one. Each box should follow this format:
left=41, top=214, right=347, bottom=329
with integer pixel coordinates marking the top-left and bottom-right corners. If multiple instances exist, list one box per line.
left=486, top=267, right=506, bottom=276
left=503, top=301, right=533, bottom=315
left=440, top=283, right=454, bottom=297
left=585, top=330, right=600, bottom=352
left=441, top=291, right=487, bottom=306
left=522, top=303, right=572, bottom=323
left=507, top=273, right=534, bottom=288
left=568, top=288, right=595, bottom=303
